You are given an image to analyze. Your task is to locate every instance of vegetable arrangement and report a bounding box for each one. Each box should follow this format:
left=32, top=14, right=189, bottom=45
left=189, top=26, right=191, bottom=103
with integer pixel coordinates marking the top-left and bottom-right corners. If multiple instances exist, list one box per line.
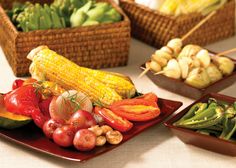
left=6, top=0, right=122, bottom=32
left=143, top=38, right=235, bottom=89
left=0, top=46, right=162, bottom=152
left=135, top=0, right=228, bottom=16
left=174, top=98, right=236, bottom=141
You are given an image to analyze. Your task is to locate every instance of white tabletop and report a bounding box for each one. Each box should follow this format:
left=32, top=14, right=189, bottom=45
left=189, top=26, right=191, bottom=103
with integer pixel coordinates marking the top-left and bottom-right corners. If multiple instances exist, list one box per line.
left=0, top=36, right=236, bottom=168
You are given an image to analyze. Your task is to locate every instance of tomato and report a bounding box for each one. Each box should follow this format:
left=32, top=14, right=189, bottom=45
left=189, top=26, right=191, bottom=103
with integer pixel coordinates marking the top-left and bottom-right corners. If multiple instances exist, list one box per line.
left=43, top=119, right=64, bottom=139
left=53, top=125, right=75, bottom=147
left=94, top=107, right=133, bottom=132
left=73, top=129, right=96, bottom=151
left=68, top=110, right=96, bottom=131
left=12, top=79, right=25, bottom=90
left=110, top=98, right=161, bottom=122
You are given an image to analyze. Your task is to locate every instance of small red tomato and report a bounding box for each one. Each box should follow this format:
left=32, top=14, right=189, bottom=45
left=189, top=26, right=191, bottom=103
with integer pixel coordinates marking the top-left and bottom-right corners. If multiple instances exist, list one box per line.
left=69, top=110, right=96, bottom=131
left=12, top=79, right=25, bottom=90
left=43, top=119, right=64, bottom=139
left=73, top=129, right=96, bottom=151
left=53, top=125, right=75, bottom=147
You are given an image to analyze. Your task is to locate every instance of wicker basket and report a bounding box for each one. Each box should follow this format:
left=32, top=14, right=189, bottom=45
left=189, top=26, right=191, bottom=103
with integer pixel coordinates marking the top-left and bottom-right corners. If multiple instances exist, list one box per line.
left=0, top=0, right=131, bottom=77
left=120, top=0, right=235, bottom=48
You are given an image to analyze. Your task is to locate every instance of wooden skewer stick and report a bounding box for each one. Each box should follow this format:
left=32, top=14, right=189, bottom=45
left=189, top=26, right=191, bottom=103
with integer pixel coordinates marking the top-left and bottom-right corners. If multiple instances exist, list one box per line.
left=138, top=11, right=217, bottom=79
left=181, top=11, right=216, bottom=42
left=214, top=48, right=236, bottom=57
left=138, top=67, right=151, bottom=78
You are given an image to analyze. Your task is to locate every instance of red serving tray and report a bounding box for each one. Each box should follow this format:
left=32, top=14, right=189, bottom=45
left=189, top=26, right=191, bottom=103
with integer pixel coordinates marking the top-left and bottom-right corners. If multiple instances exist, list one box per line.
left=0, top=98, right=182, bottom=162
left=140, top=55, right=236, bottom=99
left=164, top=93, right=236, bottom=156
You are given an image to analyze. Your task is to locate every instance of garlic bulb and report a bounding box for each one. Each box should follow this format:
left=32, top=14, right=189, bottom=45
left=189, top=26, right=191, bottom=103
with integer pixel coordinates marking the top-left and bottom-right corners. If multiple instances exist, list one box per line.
left=163, top=59, right=181, bottom=79
left=196, top=49, right=211, bottom=68
left=213, top=56, right=235, bottom=76
left=185, top=68, right=211, bottom=89
left=178, top=45, right=202, bottom=59
left=167, top=38, right=182, bottom=57
left=206, top=63, right=223, bottom=83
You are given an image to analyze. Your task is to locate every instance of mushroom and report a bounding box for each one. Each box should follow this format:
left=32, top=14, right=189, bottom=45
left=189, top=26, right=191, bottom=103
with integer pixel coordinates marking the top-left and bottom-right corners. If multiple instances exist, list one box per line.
left=88, top=125, right=103, bottom=136
left=96, top=136, right=106, bottom=146
left=106, top=130, right=123, bottom=145
left=101, top=125, right=113, bottom=135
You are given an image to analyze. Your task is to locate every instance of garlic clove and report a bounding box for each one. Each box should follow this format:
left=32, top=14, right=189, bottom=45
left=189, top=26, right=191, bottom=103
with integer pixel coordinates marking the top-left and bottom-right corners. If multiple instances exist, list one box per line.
left=167, top=38, right=182, bottom=57
left=152, top=54, right=168, bottom=67
left=150, top=60, right=162, bottom=73
left=178, top=44, right=202, bottom=59
left=156, top=49, right=173, bottom=60
left=213, top=56, right=235, bottom=76
left=164, top=59, right=181, bottom=79
left=196, top=49, right=211, bottom=68
left=178, top=58, right=189, bottom=79
left=160, top=46, right=173, bottom=55
left=185, top=68, right=211, bottom=89
left=206, top=63, right=223, bottom=83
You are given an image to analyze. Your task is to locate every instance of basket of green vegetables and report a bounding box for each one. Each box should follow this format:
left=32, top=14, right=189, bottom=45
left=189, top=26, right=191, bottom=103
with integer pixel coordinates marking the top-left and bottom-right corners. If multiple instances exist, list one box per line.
left=0, top=0, right=130, bottom=76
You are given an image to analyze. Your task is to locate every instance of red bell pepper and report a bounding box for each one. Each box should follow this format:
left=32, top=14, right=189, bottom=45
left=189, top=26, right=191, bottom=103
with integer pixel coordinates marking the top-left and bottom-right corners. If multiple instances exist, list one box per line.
left=12, top=79, right=25, bottom=90
left=94, top=107, right=133, bottom=132
left=136, top=92, right=158, bottom=103
left=110, top=96, right=161, bottom=122
left=4, top=85, right=47, bottom=128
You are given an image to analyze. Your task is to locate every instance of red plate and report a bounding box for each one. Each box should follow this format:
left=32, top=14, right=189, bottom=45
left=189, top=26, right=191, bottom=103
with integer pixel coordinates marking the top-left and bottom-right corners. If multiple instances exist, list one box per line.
left=164, top=93, right=236, bottom=156
left=0, top=98, right=182, bottom=162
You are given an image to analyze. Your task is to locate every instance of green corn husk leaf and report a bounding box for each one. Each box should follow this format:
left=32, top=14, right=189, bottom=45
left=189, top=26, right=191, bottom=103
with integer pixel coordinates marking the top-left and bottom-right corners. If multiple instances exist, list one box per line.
left=102, top=8, right=122, bottom=22
left=70, top=10, right=87, bottom=27
left=86, top=3, right=110, bottom=22
left=82, top=20, right=99, bottom=26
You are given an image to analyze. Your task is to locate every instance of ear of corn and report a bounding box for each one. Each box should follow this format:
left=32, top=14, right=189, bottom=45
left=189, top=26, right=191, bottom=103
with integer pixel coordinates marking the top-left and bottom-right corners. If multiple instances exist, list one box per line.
left=27, top=46, right=136, bottom=105
left=27, top=46, right=123, bottom=106
left=78, top=67, right=136, bottom=98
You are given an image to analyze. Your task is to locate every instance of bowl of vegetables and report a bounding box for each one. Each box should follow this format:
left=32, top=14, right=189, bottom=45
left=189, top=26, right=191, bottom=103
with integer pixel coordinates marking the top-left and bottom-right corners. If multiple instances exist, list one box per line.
left=0, top=0, right=130, bottom=76
left=140, top=38, right=236, bottom=99
left=164, top=93, right=236, bottom=156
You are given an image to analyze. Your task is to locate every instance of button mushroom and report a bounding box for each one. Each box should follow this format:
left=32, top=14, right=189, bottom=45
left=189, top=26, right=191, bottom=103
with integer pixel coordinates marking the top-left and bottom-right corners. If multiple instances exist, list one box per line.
left=106, top=130, right=123, bottom=145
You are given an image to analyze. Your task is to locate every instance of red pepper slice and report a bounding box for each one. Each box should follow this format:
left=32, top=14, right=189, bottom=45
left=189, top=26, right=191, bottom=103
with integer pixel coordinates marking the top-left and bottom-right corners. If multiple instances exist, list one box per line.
left=136, top=92, right=158, bottom=103
left=94, top=107, right=133, bottom=132
left=110, top=98, right=161, bottom=122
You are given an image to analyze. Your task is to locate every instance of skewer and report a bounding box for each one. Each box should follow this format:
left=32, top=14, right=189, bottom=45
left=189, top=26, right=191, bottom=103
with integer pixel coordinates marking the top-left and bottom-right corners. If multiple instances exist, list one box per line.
left=138, top=11, right=217, bottom=78
left=181, top=11, right=216, bottom=42
left=214, top=48, right=236, bottom=57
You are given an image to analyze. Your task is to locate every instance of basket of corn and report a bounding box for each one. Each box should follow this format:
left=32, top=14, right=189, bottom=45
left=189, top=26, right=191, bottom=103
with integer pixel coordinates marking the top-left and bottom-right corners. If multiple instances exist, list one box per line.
left=0, top=0, right=131, bottom=77
left=119, top=0, right=235, bottom=48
